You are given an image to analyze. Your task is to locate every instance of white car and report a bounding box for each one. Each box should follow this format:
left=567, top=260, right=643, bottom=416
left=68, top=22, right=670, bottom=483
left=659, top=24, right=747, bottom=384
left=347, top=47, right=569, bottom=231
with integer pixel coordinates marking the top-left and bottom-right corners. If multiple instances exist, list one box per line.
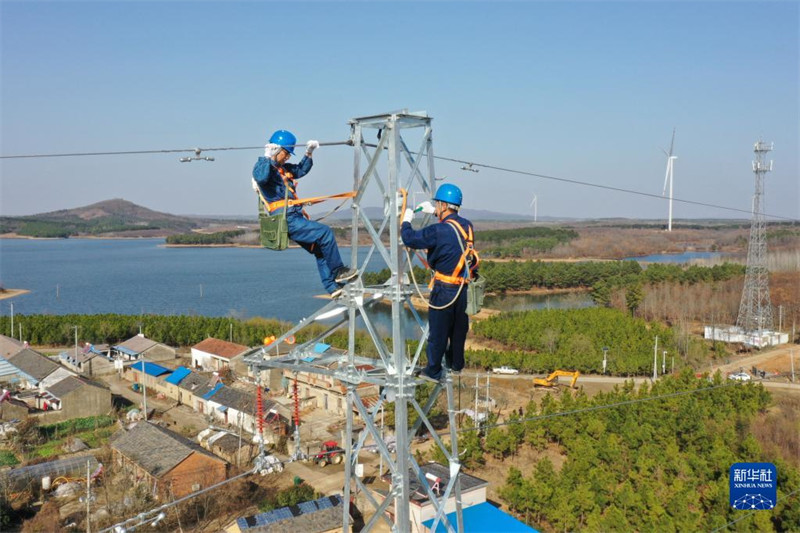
left=728, top=372, right=751, bottom=382
left=492, top=366, right=519, bottom=375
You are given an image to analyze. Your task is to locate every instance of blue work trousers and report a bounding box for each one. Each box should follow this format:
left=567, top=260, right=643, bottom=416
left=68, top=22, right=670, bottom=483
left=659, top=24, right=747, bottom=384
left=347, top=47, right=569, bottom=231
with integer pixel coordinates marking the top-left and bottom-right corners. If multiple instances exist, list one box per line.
left=288, top=214, right=345, bottom=294
left=425, top=285, right=469, bottom=380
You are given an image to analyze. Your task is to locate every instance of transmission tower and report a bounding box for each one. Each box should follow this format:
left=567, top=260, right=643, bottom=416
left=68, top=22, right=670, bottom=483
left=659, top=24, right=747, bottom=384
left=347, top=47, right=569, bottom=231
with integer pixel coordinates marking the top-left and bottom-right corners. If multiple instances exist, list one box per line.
left=245, top=111, right=465, bottom=533
left=736, top=140, right=774, bottom=334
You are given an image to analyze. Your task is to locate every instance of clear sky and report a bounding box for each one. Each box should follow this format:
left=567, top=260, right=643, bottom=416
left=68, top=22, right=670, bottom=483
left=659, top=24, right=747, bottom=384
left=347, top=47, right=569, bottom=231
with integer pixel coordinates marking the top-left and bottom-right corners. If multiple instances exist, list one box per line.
left=1, top=1, right=798, bottom=221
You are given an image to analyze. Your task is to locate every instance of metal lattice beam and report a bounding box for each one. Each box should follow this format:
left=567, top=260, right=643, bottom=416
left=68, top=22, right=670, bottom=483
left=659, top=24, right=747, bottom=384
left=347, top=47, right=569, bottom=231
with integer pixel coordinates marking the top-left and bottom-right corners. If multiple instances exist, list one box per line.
left=244, top=110, right=464, bottom=533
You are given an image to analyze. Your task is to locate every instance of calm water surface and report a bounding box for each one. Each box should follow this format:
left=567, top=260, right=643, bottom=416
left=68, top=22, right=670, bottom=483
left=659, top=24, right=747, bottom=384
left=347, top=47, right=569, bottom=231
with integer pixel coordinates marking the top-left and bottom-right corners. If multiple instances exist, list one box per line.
left=0, top=238, right=422, bottom=337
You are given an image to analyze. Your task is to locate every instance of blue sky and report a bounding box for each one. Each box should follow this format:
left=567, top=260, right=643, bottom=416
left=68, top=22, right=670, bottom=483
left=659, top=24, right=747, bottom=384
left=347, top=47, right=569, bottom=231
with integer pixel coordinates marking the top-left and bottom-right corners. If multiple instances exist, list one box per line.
left=1, top=1, right=797, bottom=221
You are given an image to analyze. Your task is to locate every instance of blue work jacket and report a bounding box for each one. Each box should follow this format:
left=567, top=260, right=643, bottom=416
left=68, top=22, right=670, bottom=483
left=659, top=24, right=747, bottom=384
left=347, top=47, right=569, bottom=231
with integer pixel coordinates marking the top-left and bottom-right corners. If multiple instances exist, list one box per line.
left=401, top=213, right=476, bottom=306
left=252, top=156, right=313, bottom=216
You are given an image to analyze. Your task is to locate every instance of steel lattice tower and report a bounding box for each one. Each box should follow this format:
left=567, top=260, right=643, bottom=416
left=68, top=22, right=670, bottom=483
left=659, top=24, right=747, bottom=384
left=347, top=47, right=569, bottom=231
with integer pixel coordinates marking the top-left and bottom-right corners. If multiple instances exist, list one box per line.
left=736, top=140, right=774, bottom=333
left=244, top=111, right=465, bottom=533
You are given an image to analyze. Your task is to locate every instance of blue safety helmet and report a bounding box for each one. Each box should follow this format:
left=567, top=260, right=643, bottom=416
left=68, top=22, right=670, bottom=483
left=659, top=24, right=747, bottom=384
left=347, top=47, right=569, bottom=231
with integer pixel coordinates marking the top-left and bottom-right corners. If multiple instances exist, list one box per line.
left=269, top=130, right=297, bottom=155
left=433, top=183, right=463, bottom=206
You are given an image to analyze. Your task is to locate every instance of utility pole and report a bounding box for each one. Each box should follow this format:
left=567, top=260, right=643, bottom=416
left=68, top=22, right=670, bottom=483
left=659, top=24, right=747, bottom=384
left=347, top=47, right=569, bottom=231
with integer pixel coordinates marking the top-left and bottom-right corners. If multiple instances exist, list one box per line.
left=141, top=354, right=148, bottom=421
left=602, top=347, right=609, bottom=375
left=778, top=305, right=783, bottom=332
left=662, top=350, right=667, bottom=375
left=474, top=374, right=479, bottom=428
left=85, top=459, right=91, bottom=533
left=229, top=323, right=233, bottom=343
left=10, top=302, right=13, bottom=339
left=73, top=326, right=79, bottom=361
left=791, top=349, right=795, bottom=383
left=653, top=336, right=659, bottom=381
left=485, top=373, right=490, bottom=419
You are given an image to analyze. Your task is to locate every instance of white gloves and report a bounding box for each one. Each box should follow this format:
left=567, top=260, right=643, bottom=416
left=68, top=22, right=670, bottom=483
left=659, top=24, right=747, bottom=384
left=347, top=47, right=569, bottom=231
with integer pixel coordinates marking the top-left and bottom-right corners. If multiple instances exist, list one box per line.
left=264, top=143, right=281, bottom=158
left=416, top=201, right=436, bottom=214
left=306, top=140, right=319, bottom=155
left=402, top=208, right=414, bottom=224
left=251, top=178, right=259, bottom=192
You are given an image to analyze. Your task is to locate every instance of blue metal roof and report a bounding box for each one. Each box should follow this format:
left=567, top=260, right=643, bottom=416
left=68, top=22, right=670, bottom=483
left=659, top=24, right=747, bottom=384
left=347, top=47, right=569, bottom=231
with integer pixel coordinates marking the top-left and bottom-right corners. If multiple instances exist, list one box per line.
left=113, top=345, right=140, bottom=357
left=314, top=342, right=331, bottom=353
left=216, top=405, right=228, bottom=412
left=129, top=361, right=171, bottom=377
left=422, top=502, right=538, bottom=533
left=164, top=366, right=192, bottom=385
left=0, top=356, right=36, bottom=384
left=202, top=382, right=223, bottom=400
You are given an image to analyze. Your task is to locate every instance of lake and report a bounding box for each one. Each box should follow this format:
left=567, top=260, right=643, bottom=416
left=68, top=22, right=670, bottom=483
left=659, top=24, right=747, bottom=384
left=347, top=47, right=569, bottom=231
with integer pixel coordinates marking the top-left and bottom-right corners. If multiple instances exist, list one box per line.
left=0, top=239, right=589, bottom=336
left=625, top=251, right=731, bottom=264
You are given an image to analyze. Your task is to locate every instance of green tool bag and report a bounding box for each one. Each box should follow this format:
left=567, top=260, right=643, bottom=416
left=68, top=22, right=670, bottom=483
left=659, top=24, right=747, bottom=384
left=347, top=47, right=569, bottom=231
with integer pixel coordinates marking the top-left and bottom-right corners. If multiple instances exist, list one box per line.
left=258, top=187, right=289, bottom=251
left=466, top=271, right=485, bottom=316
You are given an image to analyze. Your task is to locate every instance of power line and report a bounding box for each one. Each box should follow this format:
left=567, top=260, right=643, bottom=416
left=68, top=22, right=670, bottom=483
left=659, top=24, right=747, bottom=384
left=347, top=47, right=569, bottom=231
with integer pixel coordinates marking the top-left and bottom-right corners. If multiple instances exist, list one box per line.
left=709, top=487, right=800, bottom=533
left=452, top=381, right=732, bottom=435
left=1, top=141, right=795, bottom=221
left=100, top=379, right=755, bottom=531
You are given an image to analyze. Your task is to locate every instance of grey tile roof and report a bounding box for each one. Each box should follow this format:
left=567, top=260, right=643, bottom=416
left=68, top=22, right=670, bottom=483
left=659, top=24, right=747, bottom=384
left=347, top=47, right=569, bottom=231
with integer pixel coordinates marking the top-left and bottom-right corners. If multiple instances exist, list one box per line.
left=177, top=372, right=210, bottom=393
left=116, top=335, right=158, bottom=354
left=111, top=422, right=222, bottom=478
left=8, top=349, right=59, bottom=380
left=0, top=335, right=24, bottom=359
left=47, top=376, right=108, bottom=399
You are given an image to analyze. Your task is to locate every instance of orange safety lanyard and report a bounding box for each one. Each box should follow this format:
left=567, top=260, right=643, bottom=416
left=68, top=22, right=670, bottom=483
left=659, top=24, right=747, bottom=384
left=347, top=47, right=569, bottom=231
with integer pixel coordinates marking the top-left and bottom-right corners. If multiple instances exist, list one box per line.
left=256, top=167, right=357, bottom=214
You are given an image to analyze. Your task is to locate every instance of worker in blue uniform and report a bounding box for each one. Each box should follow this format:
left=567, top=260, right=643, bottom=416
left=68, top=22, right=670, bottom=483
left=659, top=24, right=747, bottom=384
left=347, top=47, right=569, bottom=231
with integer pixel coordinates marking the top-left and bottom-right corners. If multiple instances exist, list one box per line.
left=401, top=184, right=476, bottom=382
left=252, top=130, right=357, bottom=297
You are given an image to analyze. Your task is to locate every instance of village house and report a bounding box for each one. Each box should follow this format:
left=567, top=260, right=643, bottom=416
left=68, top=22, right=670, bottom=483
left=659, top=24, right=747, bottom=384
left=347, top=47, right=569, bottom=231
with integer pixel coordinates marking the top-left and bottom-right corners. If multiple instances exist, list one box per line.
left=36, top=376, right=112, bottom=422
left=205, top=384, right=290, bottom=442
left=226, top=494, right=347, bottom=533
left=0, top=356, right=36, bottom=388
left=197, top=428, right=256, bottom=466
left=125, top=360, right=174, bottom=394
left=284, top=363, right=379, bottom=417
left=0, top=335, right=24, bottom=359
left=60, top=343, right=116, bottom=377
left=379, top=462, right=495, bottom=533
left=191, top=338, right=249, bottom=372
left=0, top=394, right=31, bottom=421
left=111, top=421, right=227, bottom=499
left=7, top=349, right=75, bottom=390
left=112, top=333, right=176, bottom=362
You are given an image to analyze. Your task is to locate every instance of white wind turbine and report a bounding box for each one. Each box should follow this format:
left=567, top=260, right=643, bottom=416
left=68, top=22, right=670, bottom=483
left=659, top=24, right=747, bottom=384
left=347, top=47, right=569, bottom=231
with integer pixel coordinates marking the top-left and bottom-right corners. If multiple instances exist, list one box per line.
left=530, top=194, right=538, bottom=222
left=661, top=128, right=677, bottom=231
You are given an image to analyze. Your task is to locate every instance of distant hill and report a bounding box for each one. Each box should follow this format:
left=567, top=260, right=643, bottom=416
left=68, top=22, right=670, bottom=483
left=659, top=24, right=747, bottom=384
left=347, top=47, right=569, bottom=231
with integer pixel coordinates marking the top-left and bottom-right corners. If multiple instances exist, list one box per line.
left=0, top=199, right=232, bottom=238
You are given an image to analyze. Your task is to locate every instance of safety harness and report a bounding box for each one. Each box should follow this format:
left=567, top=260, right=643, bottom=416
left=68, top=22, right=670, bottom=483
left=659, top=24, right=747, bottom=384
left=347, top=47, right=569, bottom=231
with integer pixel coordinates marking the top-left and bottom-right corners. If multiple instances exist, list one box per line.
left=257, top=167, right=357, bottom=217
left=429, top=218, right=481, bottom=288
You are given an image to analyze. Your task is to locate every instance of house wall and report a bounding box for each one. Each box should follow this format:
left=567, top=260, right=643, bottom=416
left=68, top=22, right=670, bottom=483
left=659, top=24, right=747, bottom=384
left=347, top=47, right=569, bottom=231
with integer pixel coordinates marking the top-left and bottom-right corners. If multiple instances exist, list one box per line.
left=39, top=368, right=76, bottom=392
left=163, top=451, right=227, bottom=498
left=36, top=385, right=111, bottom=423
left=143, top=344, right=176, bottom=362
left=412, top=487, right=487, bottom=533
left=0, top=401, right=29, bottom=421
left=191, top=349, right=229, bottom=371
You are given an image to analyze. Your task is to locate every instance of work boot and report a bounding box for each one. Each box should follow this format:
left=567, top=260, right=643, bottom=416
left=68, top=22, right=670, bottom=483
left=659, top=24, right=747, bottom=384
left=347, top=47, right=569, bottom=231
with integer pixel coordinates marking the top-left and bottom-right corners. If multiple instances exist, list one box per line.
left=334, top=267, right=358, bottom=284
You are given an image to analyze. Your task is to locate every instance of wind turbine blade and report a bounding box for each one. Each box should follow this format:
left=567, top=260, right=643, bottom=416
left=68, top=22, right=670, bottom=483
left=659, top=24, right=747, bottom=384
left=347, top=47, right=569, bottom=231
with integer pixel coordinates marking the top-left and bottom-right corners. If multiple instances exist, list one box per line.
left=668, top=128, right=676, bottom=157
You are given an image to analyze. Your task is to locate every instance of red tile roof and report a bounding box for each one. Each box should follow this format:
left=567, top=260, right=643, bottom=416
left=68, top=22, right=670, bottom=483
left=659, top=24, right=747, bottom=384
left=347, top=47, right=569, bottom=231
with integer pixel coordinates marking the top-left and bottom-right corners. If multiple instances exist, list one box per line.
left=192, top=338, right=249, bottom=360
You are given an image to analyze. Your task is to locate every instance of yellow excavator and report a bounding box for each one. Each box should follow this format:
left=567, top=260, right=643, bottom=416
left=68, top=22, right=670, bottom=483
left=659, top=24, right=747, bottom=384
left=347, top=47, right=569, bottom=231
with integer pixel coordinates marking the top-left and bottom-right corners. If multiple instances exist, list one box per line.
left=533, top=370, right=580, bottom=388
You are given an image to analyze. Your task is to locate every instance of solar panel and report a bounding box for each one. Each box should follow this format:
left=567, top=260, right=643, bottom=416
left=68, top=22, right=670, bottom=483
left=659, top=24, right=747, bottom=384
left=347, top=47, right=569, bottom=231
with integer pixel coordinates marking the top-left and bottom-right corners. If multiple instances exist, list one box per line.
left=316, top=498, right=333, bottom=510
left=298, top=501, right=317, bottom=514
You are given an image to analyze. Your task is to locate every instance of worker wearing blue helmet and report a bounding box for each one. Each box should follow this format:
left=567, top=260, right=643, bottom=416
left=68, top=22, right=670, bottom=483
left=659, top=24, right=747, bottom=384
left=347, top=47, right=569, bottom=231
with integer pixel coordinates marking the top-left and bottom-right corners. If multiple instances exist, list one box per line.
left=401, top=183, right=477, bottom=382
left=252, top=130, right=357, bottom=297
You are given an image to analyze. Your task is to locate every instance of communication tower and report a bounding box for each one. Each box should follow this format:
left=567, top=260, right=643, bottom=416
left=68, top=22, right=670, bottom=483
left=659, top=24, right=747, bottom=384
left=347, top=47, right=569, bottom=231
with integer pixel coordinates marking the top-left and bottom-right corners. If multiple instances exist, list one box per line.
left=736, top=140, right=774, bottom=333
left=245, top=111, right=465, bottom=533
